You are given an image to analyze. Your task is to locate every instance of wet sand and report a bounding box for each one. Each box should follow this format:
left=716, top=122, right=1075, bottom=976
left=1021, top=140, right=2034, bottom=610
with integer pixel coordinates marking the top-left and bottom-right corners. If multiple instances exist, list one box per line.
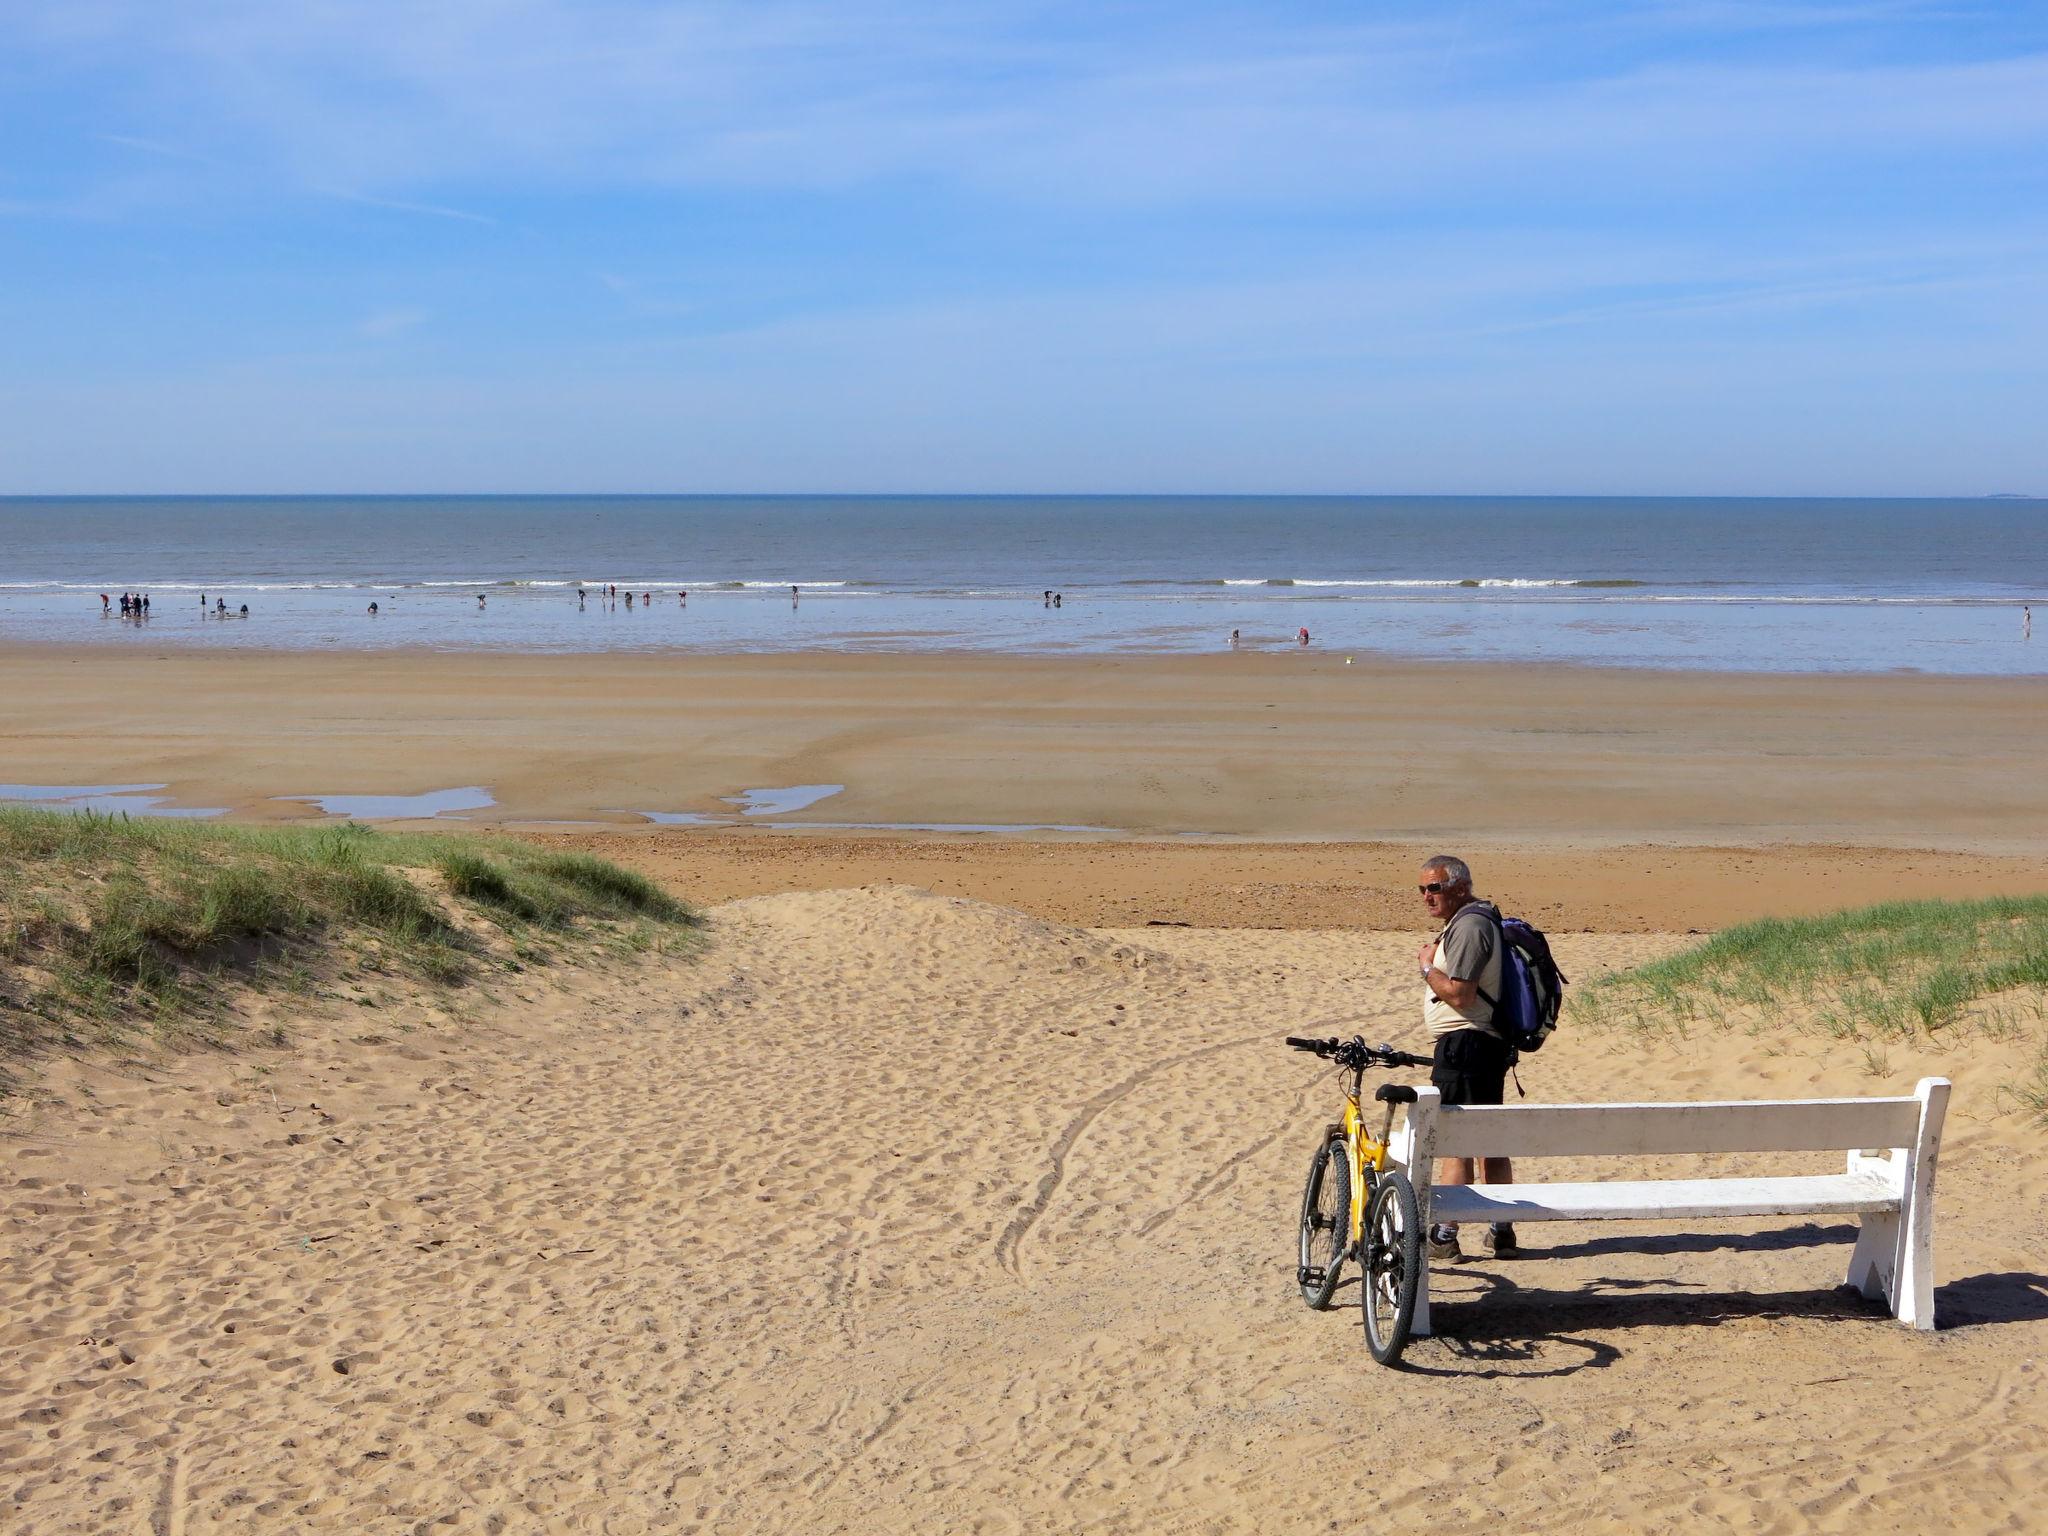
left=4, top=646, right=2047, bottom=854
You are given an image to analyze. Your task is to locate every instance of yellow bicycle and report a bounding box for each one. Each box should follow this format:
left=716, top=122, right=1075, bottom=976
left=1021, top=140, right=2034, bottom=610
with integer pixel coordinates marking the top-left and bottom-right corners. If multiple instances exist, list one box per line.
left=1288, top=1035, right=1432, bottom=1365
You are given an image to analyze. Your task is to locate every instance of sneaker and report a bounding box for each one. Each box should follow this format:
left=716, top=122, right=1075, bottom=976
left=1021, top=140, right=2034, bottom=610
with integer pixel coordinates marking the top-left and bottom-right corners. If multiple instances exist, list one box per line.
left=1426, top=1223, right=1462, bottom=1261
left=1483, top=1223, right=1519, bottom=1257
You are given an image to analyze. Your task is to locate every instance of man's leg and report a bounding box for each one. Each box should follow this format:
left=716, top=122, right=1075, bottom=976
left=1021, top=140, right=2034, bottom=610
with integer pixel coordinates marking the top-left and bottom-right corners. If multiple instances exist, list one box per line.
left=1438, top=1155, right=1512, bottom=1186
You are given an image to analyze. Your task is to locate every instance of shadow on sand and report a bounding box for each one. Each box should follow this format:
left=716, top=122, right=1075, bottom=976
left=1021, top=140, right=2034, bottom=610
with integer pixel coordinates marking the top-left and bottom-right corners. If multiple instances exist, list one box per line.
left=1347, top=1229, right=2048, bottom=1376
left=1932, top=1271, right=2048, bottom=1330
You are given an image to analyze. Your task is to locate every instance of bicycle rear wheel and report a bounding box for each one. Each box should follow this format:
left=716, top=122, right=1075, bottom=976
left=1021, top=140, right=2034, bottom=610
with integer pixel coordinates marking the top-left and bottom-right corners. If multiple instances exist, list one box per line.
left=1361, top=1170, right=1422, bottom=1364
left=1296, top=1136, right=1350, bottom=1310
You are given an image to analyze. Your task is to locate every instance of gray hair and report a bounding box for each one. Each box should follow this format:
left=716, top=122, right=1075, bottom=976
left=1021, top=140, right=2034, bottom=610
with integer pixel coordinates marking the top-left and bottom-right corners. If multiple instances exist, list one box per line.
left=1420, top=854, right=1472, bottom=888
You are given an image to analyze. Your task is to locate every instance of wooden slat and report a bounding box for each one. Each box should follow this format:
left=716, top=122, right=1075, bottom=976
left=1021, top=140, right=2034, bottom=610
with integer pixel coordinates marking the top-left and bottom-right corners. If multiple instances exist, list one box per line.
left=1430, top=1172, right=1900, bottom=1224
left=1426, top=1097, right=1922, bottom=1158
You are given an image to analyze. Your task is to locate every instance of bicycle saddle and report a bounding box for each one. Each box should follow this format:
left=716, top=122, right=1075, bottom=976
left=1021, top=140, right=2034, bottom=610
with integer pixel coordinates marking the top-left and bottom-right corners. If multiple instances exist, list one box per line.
left=1373, top=1084, right=1418, bottom=1105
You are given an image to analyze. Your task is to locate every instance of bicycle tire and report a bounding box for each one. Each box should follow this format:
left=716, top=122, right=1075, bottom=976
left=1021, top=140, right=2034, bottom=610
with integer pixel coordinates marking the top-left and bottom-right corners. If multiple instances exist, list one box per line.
left=1296, top=1136, right=1351, bottom=1310
left=1361, top=1170, right=1422, bottom=1364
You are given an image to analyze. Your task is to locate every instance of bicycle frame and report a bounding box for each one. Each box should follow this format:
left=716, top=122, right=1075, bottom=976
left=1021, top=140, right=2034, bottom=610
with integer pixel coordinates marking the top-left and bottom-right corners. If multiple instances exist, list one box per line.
left=1337, top=1066, right=1404, bottom=1248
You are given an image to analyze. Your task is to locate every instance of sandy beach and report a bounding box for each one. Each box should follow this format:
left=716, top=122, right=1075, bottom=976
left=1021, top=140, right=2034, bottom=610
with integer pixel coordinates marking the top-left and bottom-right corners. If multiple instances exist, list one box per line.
left=4, top=886, right=2044, bottom=1533
left=5, top=644, right=2048, bottom=1531
left=6, top=646, right=2048, bottom=852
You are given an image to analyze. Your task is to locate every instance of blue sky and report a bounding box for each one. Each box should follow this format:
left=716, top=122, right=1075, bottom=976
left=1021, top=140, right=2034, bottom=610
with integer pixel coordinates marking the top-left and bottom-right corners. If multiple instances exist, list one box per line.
left=2, top=1, right=2044, bottom=494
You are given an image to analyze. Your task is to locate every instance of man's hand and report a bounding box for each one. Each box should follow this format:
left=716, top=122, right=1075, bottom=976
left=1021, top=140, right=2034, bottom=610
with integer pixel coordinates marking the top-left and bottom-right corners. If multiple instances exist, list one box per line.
left=1417, top=940, right=1436, bottom=973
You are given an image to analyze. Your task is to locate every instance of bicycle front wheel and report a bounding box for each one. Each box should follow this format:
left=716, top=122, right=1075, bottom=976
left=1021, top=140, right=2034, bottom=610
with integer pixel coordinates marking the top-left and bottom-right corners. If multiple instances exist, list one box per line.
left=1361, top=1170, right=1422, bottom=1364
left=1296, top=1136, right=1350, bottom=1310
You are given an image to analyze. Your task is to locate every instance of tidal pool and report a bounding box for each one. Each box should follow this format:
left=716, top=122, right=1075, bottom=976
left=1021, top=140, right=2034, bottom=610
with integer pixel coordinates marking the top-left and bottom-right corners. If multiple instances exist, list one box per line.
left=274, top=786, right=497, bottom=819
left=0, top=783, right=226, bottom=818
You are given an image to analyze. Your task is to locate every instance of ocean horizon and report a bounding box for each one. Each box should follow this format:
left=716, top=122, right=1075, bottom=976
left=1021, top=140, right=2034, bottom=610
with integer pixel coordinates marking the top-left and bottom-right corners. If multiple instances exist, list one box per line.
left=2, top=494, right=2043, bottom=674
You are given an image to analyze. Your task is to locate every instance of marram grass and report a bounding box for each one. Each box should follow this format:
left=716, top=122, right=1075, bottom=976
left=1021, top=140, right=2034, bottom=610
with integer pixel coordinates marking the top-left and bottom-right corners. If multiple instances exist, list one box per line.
left=1572, top=894, right=2048, bottom=1118
left=0, top=807, right=700, bottom=1085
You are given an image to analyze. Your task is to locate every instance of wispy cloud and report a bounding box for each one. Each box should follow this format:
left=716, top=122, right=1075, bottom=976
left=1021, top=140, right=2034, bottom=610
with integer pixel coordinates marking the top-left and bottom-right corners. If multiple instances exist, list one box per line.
left=95, top=132, right=224, bottom=164
left=13, top=2, right=2046, bottom=207
left=359, top=306, right=428, bottom=338
left=314, top=187, right=494, bottom=224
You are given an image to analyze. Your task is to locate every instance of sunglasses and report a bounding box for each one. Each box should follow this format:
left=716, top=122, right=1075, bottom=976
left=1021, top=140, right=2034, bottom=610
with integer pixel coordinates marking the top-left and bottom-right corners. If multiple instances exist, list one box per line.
left=1418, top=881, right=1455, bottom=895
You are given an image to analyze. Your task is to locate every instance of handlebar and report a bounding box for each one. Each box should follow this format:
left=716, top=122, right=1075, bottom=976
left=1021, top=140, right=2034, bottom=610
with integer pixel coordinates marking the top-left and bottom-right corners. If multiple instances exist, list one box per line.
left=1284, top=1035, right=1433, bottom=1071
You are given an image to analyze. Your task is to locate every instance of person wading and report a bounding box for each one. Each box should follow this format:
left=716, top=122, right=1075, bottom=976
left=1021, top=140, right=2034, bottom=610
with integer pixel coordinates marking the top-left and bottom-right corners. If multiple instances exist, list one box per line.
left=1415, top=855, right=1517, bottom=1261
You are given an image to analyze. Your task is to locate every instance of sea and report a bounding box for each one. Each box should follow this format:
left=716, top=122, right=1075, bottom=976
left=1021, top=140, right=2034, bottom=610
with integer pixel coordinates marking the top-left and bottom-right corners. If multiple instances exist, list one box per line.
left=2, top=495, right=2043, bottom=674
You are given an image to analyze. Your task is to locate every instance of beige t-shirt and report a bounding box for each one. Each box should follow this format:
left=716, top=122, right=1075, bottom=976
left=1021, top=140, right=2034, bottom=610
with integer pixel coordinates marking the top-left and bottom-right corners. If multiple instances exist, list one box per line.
left=1423, top=900, right=1502, bottom=1041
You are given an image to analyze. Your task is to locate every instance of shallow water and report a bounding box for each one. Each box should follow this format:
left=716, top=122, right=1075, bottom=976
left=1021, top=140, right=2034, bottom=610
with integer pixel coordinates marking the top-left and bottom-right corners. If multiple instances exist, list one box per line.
left=4, top=495, right=2044, bottom=674
left=723, top=784, right=845, bottom=816
left=634, top=810, right=1114, bottom=835
left=273, top=786, right=496, bottom=819
left=0, top=783, right=226, bottom=818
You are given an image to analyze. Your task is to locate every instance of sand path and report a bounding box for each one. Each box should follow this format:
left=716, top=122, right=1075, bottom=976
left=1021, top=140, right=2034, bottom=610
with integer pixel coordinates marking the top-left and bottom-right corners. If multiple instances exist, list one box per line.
left=5, top=888, right=2044, bottom=1532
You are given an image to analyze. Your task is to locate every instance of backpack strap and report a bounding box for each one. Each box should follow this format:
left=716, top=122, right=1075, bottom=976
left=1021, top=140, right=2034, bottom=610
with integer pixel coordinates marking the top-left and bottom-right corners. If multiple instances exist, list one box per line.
left=1469, top=904, right=1507, bottom=1010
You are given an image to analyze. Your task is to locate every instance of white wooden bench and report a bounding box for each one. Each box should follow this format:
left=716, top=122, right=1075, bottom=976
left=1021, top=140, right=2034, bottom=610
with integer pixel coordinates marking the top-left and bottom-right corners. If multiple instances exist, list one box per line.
left=1388, top=1076, right=1950, bottom=1334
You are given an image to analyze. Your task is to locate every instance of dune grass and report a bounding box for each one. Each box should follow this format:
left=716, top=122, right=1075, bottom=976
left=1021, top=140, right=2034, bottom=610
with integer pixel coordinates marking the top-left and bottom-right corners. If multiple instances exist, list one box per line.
left=1572, top=894, right=2048, bottom=1114
left=0, top=807, right=700, bottom=1081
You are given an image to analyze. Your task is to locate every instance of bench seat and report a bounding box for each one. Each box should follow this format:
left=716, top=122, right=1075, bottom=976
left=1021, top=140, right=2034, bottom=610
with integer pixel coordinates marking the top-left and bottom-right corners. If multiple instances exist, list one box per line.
left=1389, top=1077, right=1949, bottom=1331
left=1430, top=1171, right=1898, bottom=1225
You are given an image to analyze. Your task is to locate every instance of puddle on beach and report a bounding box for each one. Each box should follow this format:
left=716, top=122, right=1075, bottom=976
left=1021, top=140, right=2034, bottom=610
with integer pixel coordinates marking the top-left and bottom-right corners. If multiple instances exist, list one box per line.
left=0, top=783, right=227, bottom=818
left=634, top=784, right=848, bottom=823
left=274, top=786, right=497, bottom=820
left=766, top=820, right=1114, bottom=834
left=722, top=784, right=845, bottom=816
left=640, top=783, right=1115, bottom=834
left=634, top=809, right=1115, bottom=835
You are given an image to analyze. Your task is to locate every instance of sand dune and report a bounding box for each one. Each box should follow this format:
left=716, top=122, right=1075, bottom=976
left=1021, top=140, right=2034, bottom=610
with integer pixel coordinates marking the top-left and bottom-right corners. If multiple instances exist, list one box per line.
left=4, top=887, right=2044, bottom=1533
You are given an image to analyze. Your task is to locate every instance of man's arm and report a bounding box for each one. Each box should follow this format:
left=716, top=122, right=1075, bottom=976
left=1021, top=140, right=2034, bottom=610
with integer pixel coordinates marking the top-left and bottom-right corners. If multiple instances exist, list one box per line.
left=1421, top=966, right=1480, bottom=1011
left=1421, top=910, right=1490, bottom=1010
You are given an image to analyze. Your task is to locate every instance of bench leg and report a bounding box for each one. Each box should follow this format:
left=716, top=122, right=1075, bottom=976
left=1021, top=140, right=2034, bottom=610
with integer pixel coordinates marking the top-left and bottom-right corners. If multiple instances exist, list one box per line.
left=1845, top=1210, right=1898, bottom=1303
left=1895, top=1078, right=1949, bottom=1330
left=1400, top=1088, right=1440, bottom=1338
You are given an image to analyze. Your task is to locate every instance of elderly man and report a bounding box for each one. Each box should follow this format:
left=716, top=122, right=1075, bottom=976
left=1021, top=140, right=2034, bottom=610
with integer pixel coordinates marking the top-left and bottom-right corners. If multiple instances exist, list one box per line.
left=1416, top=855, right=1516, bottom=1261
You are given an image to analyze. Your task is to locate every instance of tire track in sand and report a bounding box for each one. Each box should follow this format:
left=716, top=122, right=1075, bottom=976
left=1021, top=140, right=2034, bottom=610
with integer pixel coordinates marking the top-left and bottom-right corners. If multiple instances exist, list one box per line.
left=993, top=1031, right=1272, bottom=1276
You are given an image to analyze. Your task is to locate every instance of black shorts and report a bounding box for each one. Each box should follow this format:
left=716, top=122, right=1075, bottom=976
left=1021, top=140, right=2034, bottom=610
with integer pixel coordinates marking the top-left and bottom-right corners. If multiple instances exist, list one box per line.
left=1432, top=1028, right=1509, bottom=1107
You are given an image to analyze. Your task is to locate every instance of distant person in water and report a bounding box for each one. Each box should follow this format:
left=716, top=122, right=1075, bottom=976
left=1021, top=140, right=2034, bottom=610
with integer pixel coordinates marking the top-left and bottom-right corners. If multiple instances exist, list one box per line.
left=368, top=601, right=379, bottom=615
left=1053, top=592, right=1062, bottom=607
left=1044, top=590, right=1052, bottom=606
left=1230, top=628, right=1240, bottom=646
left=216, top=597, right=227, bottom=615
left=100, top=593, right=110, bottom=612
left=625, top=591, right=634, bottom=607
left=238, top=603, right=248, bottom=617
left=1298, top=627, right=1310, bottom=645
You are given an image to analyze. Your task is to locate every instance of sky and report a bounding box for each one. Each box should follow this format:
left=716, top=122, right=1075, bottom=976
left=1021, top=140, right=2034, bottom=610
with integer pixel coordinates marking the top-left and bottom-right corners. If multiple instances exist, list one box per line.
left=1, top=0, right=2045, bottom=495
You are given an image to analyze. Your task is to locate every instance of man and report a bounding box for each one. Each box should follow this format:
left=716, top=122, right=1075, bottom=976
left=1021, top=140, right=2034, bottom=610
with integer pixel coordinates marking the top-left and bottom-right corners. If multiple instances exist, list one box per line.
left=1415, top=855, right=1516, bottom=1261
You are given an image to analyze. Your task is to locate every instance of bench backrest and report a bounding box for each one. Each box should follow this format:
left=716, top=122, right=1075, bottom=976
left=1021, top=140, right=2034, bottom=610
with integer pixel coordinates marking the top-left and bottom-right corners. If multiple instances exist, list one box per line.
left=1421, top=1093, right=1925, bottom=1159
